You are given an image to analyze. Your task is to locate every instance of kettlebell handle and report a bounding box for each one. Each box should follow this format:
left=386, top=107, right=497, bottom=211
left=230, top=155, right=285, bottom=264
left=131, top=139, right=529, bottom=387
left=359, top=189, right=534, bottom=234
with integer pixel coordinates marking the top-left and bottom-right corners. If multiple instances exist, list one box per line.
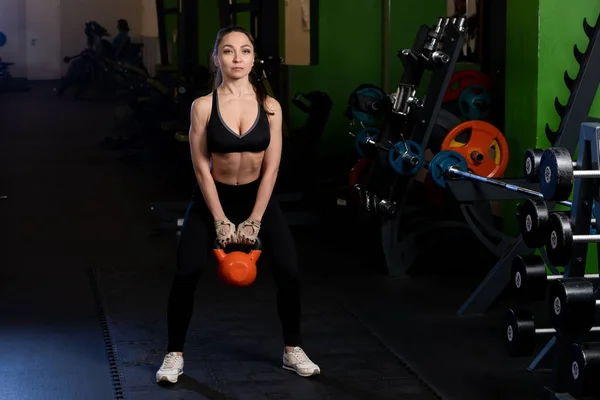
left=213, top=237, right=262, bottom=250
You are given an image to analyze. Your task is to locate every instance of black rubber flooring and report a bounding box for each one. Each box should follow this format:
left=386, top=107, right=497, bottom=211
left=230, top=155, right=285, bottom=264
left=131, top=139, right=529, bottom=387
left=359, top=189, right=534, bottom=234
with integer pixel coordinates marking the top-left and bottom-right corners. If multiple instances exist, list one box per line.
left=92, top=260, right=439, bottom=400
left=0, top=82, right=556, bottom=400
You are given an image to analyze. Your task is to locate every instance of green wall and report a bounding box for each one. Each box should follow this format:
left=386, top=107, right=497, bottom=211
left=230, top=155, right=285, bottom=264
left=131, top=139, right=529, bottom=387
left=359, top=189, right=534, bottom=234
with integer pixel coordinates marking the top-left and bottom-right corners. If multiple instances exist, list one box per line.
left=190, top=0, right=445, bottom=171
left=503, top=0, right=600, bottom=272
left=537, top=0, right=600, bottom=274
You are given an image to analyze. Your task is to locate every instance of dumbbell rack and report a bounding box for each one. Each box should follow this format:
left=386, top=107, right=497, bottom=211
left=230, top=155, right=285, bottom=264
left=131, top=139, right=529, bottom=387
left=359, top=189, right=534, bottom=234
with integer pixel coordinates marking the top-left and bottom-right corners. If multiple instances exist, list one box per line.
left=509, top=123, right=600, bottom=399
left=456, top=14, right=600, bottom=317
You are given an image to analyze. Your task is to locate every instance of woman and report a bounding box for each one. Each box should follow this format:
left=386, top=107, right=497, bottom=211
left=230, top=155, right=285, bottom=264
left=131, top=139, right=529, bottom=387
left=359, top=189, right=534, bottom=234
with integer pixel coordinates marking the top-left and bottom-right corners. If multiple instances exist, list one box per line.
left=155, top=26, right=321, bottom=384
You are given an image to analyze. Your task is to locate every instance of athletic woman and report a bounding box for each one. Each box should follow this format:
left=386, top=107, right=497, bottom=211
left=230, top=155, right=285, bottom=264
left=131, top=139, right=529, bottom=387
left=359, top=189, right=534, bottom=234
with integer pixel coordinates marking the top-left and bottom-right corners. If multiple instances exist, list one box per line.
left=155, top=25, right=321, bottom=384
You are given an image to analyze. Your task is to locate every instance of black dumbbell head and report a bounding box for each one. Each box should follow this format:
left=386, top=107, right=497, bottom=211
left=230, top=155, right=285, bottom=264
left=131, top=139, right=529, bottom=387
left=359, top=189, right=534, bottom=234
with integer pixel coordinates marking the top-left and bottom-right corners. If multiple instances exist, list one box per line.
left=539, top=147, right=575, bottom=201
left=524, top=148, right=543, bottom=183
left=564, top=342, right=600, bottom=397
left=546, top=212, right=573, bottom=266
left=548, top=278, right=595, bottom=334
left=504, top=308, right=536, bottom=357
left=511, top=255, right=548, bottom=302
left=518, top=198, right=550, bottom=248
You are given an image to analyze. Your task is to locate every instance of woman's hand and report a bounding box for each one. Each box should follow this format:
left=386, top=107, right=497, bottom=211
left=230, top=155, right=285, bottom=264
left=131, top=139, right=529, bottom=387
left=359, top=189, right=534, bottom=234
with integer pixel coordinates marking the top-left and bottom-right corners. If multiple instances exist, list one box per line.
left=214, top=218, right=237, bottom=247
left=236, top=218, right=261, bottom=245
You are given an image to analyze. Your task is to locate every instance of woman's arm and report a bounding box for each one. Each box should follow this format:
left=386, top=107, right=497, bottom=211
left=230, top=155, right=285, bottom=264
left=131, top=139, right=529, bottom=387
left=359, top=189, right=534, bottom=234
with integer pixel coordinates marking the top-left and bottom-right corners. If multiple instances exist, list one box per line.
left=189, top=97, right=227, bottom=221
left=249, top=97, right=283, bottom=223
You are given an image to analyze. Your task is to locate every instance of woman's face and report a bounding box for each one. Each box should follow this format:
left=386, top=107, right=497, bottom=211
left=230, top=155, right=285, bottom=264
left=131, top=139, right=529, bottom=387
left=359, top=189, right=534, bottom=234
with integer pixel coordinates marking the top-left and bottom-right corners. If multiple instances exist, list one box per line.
left=215, top=32, right=255, bottom=79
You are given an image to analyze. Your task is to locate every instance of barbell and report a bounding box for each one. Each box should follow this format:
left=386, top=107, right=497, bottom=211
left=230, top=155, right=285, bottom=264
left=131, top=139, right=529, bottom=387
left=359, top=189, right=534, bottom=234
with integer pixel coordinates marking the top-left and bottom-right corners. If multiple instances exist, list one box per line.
left=353, top=135, right=575, bottom=208
left=425, top=151, right=573, bottom=207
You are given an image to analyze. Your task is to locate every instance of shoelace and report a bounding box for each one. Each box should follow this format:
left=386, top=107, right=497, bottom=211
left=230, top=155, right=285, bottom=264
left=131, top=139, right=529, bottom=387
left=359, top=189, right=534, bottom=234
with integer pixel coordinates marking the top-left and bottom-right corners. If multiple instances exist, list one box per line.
left=162, top=354, right=180, bottom=369
left=290, top=348, right=309, bottom=363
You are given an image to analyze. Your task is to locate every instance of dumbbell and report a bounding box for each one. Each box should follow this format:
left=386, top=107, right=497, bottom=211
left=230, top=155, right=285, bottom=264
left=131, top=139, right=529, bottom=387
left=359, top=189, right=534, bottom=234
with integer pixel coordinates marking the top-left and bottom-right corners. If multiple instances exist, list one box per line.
left=548, top=277, right=600, bottom=334
left=563, top=342, right=600, bottom=397
left=546, top=212, right=600, bottom=266
left=539, top=147, right=600, bottom=201
left=504, top=308, right=600, bottom=357
left=511, top=255, right=597, bottom=302
left=523, top=148, right=576, bottom=183
left=518, top=198, right=596, bottom=249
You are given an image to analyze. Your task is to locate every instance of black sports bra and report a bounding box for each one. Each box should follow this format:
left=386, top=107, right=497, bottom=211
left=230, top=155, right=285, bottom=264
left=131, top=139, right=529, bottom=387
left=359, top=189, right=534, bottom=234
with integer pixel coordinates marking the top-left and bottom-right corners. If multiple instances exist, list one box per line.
left=205, top=90, right=271, bottom=154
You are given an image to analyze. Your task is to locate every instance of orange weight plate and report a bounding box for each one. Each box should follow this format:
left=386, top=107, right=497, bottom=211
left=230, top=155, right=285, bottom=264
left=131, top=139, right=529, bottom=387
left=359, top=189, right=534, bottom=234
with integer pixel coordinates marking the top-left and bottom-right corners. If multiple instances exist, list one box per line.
left=441, top=120, right=509, bottom=178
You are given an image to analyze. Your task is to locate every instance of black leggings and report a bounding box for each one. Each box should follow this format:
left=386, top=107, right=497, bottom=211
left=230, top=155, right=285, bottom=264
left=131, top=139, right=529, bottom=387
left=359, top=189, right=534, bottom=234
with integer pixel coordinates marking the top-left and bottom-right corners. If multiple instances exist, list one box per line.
left=166, top=179, right=302, bottom=352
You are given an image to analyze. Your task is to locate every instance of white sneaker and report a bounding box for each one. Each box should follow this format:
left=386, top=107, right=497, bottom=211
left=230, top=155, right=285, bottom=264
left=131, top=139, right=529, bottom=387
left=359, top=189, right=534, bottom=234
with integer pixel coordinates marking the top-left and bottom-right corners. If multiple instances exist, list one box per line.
left=282, top=347, right=321, bottom=377
left=156, top=352, right=184, bottom=383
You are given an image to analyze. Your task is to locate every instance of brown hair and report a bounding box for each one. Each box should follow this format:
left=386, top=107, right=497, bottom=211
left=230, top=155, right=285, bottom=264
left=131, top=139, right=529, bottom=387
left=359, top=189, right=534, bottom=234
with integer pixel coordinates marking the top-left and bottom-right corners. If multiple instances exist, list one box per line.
left=212, top=25, right=273, bottom=115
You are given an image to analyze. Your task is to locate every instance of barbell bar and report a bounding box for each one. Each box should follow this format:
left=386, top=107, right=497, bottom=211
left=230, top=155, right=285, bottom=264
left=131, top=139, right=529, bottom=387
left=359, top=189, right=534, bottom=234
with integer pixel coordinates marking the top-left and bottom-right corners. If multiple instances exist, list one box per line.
left=353, top=138, right=578, bottom=209
left=428, top=151, right=573, bottom=207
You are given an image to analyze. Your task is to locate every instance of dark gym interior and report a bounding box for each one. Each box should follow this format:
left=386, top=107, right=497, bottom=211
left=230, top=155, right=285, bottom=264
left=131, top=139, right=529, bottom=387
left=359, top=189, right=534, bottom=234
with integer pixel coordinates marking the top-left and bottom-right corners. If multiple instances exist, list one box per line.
left=2, top=0, right=600, bottom=399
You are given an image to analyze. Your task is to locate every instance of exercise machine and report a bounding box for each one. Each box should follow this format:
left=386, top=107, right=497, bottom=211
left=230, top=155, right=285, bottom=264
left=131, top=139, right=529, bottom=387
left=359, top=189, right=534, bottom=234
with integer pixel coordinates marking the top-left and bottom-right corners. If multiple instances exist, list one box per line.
left=0, top=31, right=30, bottom=93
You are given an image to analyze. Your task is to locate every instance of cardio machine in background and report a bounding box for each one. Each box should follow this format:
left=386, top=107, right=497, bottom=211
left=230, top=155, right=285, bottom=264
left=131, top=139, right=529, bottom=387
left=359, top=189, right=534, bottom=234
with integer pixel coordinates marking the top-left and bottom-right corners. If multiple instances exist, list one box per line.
left=0, top=31, right=31, bottom=94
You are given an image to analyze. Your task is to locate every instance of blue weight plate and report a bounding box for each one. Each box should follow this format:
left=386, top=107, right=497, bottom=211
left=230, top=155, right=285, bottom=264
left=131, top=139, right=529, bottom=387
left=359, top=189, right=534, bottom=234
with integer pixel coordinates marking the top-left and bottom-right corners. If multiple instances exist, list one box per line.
left=459, top=84, right=491, bottom=120
left=354, top=127, right=380, bottom=158
left=429, top=151, right=468, bottom=188
left=388, top=140, right=424, bottom=176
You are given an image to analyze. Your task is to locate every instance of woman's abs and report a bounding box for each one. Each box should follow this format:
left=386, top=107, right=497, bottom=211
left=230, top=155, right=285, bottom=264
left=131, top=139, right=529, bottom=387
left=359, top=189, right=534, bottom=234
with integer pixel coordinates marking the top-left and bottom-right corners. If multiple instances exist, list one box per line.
left=210, top=151, right=265, bottom=185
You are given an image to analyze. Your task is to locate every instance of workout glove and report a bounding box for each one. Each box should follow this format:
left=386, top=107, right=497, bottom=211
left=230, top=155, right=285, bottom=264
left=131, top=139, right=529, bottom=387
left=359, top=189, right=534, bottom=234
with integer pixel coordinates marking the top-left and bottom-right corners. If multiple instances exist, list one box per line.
left=214, top=218, right=236, bottom=247
left=236, top=218, right=261, bottom=245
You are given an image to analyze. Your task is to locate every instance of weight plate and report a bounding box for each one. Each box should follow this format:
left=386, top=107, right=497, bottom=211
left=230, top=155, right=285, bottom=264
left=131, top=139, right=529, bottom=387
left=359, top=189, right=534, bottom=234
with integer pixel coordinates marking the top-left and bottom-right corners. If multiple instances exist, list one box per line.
left=443, top=70, right=493, bottom=103
left=388, top=140, right=424, bottom=175
left=441, top=120, right=509, bottom=178
left=349, top=86, right=387, bottom=124
left=458, top=84, right=492, bottom=120
left=538, top=147, right=575, bottom=202
left=429, top=150, right=468, bottom=188
left=429, top=108, right=462, bottom=153
left=523, top=148, right=544, bottom=183
left=354, top=127, right=381, bottom=158
left=518, top=198, right=550, bottom=248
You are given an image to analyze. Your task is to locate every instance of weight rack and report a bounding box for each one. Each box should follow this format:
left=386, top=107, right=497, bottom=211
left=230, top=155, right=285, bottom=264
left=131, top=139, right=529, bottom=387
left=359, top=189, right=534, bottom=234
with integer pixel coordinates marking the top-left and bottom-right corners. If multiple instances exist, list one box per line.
left=507, top=123, right=600, bottom=399
left=456, top=13, right=600, bottom=317
left=366, top=17, right=471, bottom=276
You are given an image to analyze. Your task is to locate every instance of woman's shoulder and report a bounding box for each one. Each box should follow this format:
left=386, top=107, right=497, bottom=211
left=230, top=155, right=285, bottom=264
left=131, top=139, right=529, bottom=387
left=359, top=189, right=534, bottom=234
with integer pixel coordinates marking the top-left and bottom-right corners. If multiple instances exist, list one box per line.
left=191, top=92, right=214, bottom=118
left=263, top=95, right=281, bottom=112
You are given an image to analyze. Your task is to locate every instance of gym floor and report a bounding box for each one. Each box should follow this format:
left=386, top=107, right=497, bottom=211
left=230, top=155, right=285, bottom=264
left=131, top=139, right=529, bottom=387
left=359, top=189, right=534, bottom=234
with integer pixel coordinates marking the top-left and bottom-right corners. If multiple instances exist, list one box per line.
left=0, top=83, right=553, bottom=400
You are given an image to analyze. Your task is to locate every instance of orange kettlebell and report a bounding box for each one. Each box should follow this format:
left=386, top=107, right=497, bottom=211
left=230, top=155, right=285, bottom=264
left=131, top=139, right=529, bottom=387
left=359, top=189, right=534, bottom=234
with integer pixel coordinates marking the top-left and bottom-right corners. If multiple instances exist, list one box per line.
left=213, top=238, right=262, bottom=287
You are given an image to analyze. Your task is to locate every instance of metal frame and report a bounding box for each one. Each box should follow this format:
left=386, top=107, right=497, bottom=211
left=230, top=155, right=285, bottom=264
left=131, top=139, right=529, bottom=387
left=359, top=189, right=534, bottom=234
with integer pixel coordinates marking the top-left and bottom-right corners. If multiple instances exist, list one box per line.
left=480, top=0, right=506, bottom=132
left=155, top=0, right=199, bottom=78
left=370, top=18, right=467, bottom=275
left=457, top=14, right=600, bottom=316
left=218, top=0, right=285, bottom=102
